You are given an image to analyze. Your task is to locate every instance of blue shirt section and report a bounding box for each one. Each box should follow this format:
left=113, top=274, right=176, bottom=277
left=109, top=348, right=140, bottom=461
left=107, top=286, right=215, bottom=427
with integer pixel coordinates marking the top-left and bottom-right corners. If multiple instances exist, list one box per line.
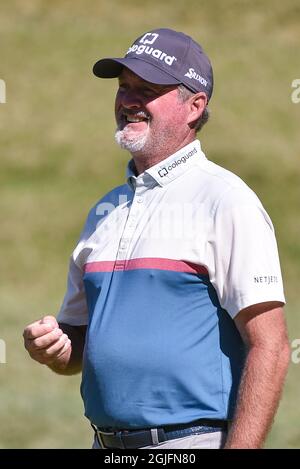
left=81, top=268, right=245, bottom=428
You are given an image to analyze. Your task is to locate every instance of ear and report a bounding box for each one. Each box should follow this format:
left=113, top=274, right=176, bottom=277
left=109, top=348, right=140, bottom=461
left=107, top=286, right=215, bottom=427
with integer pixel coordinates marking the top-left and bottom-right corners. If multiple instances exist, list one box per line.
left=187, top=92, right=208, bottom=127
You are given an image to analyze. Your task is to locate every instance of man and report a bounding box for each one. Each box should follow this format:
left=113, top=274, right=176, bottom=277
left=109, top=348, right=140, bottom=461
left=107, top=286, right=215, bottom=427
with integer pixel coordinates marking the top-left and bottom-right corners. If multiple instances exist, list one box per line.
left=23, top=28, right=290, bottom=449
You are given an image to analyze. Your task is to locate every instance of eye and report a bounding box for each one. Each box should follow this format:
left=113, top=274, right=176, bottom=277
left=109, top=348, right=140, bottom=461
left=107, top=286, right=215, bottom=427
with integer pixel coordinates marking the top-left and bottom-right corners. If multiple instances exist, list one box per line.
left=118, top=84, right=128, bottom=93
left=143, top=87, right=159, bottom=97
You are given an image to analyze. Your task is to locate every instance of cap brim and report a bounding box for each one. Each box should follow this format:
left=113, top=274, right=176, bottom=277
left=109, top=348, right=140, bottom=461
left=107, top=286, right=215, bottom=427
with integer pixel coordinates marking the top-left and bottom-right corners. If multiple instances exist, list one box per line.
left=93, top=57, right=181, bottom=86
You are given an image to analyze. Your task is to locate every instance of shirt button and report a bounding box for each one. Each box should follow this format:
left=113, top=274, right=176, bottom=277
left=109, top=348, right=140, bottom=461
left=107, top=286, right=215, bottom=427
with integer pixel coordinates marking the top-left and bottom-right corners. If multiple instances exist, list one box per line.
left=136, top=197, right=143, bottom=203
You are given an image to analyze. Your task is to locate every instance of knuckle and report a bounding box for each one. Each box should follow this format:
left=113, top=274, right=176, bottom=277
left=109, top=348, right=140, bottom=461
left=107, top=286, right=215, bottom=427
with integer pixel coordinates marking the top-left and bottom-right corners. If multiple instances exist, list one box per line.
left=25, top=341, right=34, bottom=353
left=53, top=328, right=62, bottom=338
left=57, top=340, right=71, bottom=358
left=43, top=315, right=53, bottom=321
left=32, top=338, right=41, bottom=348
left=42, top=316, right=58, bottom=327
left=61, top=334, right=69, bottom=343
left=23, top=326, right=32, bottom=339
left=32, top=338, right=43, bottom=350
left=44, top=346, right=58, bottom=358
left=63, top=339, right=71, bottom=349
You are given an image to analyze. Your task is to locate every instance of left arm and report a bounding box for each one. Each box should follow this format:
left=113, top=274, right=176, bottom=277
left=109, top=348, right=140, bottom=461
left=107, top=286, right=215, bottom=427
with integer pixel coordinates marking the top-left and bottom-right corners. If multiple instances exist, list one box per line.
left=224, top=301, right=290, bottom=449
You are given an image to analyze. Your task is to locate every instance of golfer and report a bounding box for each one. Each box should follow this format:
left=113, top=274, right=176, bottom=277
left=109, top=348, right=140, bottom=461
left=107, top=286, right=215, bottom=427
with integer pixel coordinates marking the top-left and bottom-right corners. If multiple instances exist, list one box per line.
left=23, top=28, right=290, bottom=449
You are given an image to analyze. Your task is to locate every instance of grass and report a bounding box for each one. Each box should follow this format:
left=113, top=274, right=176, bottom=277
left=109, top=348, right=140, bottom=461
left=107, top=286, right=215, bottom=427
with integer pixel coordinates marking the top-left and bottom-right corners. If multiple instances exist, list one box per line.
left=0, top=0, right=300, bottom=448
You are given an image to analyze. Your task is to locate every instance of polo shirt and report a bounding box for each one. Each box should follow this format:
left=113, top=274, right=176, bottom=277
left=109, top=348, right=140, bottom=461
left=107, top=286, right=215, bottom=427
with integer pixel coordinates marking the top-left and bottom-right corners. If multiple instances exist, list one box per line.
left=57, top=139, right=285, bottom=429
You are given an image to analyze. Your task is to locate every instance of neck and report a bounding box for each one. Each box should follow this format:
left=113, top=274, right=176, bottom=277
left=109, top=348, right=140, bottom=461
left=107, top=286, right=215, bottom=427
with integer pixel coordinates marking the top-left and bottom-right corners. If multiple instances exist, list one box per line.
left=131, top=135, right=196, bottom=175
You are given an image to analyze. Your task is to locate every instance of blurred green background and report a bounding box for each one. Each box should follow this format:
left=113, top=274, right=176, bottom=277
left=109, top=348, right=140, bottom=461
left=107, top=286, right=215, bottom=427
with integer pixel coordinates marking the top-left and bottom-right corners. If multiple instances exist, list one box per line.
left=0, top=0, right=299, bottom=448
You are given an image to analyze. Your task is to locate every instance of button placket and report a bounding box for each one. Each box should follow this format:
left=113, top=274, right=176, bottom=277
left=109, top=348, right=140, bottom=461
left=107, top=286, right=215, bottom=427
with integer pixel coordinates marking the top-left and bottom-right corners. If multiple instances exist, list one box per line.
left=115, top=187, right=146, bottom=266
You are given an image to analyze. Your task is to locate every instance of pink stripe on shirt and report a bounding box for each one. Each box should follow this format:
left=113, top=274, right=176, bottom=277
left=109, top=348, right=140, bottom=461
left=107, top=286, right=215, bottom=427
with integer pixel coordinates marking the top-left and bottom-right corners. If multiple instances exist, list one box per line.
left=84, top=258, right=208, bottom=275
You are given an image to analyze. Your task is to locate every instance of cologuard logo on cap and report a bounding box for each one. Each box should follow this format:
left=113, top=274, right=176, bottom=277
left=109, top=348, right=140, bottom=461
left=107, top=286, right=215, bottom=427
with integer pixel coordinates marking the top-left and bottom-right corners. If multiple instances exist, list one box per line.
left=126, top=32, right=178, bottom=67
left=93, top=28, right=214, bottom=100
left=139, top=33, right=159, bottom=45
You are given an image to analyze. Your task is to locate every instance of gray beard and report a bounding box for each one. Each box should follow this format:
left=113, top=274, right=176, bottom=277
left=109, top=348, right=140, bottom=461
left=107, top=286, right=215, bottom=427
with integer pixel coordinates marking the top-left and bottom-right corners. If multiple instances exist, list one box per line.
left=115, top=128, right=148, bottom=153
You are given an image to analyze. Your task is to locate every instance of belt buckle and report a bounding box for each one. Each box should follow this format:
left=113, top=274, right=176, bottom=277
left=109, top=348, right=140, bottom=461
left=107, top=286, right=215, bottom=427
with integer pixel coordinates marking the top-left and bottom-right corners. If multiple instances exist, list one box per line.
left=96, top=429, right=116, bottom=449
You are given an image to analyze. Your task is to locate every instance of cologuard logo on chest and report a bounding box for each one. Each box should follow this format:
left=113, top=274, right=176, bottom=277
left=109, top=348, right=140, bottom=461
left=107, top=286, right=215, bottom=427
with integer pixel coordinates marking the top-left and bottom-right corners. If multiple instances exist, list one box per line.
left=157, top=146, right=198, bottom=178
left=126, top=33, right=178, bottom=66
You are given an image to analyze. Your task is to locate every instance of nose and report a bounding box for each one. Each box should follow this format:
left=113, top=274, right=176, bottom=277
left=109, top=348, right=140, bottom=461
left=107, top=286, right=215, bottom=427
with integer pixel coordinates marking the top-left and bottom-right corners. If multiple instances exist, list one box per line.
left=116, top=88, right=143, bottom=110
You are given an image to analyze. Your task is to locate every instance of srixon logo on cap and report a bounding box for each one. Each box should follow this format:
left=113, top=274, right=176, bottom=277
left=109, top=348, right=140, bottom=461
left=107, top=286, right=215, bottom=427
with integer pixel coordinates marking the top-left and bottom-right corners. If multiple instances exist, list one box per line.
left=184, top=68, right=208, bottom=87
left=126, top=33, right=177, bottom=66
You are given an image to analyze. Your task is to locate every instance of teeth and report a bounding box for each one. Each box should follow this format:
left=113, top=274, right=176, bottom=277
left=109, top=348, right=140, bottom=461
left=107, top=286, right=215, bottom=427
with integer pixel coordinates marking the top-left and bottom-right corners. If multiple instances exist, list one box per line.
left=124, top=112, right=149, bottom=123
left=126, top=116, right=144, bottom=123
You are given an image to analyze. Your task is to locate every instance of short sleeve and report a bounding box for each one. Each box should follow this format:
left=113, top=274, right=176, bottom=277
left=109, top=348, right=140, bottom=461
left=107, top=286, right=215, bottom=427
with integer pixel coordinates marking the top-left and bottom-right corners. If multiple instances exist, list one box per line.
left=56, top=256, right=88, bottom=325
left=56, top=206, right=98, bottom=326
left=208, top=189, right=285, bottom=318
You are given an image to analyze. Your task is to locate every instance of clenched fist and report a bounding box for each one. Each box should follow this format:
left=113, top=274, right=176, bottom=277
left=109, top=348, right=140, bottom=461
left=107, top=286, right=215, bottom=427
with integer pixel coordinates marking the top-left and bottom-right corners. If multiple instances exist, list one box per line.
left=23, top=315, right=71, bottom=367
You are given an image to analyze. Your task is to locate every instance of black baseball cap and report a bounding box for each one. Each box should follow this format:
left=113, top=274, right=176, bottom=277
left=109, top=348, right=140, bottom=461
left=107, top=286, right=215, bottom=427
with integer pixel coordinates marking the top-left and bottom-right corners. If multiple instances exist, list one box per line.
left=93, top=28, right=213, bottom=101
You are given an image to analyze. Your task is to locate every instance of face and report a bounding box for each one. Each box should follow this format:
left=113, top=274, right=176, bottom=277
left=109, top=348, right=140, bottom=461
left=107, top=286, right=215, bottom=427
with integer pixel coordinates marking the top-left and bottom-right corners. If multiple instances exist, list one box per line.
left=114, top=68, right=191, bottom=157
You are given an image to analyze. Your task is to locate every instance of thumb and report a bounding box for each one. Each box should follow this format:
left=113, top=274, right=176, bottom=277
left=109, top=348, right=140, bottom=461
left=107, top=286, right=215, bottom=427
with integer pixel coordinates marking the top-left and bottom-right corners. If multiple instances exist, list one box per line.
left=41, top=315, right=58, bottom=329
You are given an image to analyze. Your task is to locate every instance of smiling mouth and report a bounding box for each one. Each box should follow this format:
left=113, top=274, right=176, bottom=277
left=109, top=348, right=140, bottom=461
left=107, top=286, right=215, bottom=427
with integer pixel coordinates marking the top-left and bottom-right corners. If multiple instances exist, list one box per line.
left=122, top=110, right=150, bottom=125
left=126, top=115, right=147, bottom=123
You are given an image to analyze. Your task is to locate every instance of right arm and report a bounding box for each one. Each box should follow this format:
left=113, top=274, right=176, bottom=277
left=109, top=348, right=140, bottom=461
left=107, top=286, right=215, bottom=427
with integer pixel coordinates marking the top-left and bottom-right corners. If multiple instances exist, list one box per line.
left=23, top=316, right=87, bottom=375
left=24, top=205, right=97, bottom=374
